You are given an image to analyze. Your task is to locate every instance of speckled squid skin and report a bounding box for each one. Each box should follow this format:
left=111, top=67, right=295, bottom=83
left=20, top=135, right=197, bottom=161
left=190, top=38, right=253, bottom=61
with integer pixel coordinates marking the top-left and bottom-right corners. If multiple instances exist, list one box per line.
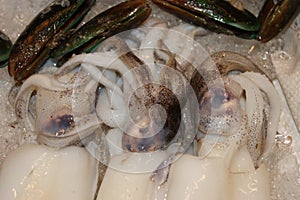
left=105, top=40, right=183, bottom=153
left=14, top=67, right=99, bottom=148
left=122, top=83, right=181, bottom=152
left=190, top=51, right=266, bottom=103
left=189, top=51, right=277, bottom=167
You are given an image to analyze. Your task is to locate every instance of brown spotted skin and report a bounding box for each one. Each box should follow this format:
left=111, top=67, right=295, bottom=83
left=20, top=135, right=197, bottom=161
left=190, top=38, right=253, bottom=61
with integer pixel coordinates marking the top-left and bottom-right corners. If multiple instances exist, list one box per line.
left=122, top=83, right=181, bottom=152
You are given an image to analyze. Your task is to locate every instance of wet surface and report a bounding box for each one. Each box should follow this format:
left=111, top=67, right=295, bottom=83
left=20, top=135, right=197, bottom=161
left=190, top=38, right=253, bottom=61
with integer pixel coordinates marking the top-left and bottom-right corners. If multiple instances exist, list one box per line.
left=0, top=0, right=299, bottom=199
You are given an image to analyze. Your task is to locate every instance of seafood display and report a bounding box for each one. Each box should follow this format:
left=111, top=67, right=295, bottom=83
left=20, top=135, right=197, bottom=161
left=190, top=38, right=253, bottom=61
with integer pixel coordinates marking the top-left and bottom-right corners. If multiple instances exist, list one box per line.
left=0, top=0, right=300, bottom=200
left=94, top=22, right=280, bottom=199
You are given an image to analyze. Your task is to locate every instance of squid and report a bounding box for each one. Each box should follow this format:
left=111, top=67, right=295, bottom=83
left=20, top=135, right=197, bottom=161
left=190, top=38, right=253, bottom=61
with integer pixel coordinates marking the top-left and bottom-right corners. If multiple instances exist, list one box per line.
left=0, top=18, right=284, bottom=200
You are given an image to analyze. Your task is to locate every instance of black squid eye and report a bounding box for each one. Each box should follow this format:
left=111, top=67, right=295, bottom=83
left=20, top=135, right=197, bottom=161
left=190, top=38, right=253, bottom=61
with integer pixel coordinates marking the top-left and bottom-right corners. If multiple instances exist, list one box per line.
left=200, top=85, right=236, bottom=116
left=43, top=114, right=75, bottom=137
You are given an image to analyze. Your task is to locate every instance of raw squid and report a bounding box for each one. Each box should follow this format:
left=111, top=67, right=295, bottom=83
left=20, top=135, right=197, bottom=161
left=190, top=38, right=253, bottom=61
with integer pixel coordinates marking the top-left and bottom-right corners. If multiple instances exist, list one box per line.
left=0, top=19, right=283, bottom=200
left=0, top=143, right=100, bottom=200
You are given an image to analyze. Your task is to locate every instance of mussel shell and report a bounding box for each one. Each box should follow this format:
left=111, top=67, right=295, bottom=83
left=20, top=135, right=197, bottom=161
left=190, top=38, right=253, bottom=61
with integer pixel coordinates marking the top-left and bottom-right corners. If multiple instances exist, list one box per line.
left=8, top=0, right=94, bottom=82
left=0, top=31, right=12, bottom=68
left=258, top=0, right=300, bottom=42
left=50, top=0, right=152, bottom=60
left=152, top=0, right=259, bottom=39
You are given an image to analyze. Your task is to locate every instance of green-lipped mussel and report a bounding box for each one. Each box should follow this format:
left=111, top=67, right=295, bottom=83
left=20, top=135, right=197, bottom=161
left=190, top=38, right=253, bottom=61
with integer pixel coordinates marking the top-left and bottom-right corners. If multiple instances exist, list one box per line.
left=8, top=0, right=151, bottom=82
left=7, top=0, right=299, bottom=83
left=258, top=0, right=300, bottom=42
left=8, top=0, right=95, bottom=82
left=151, top=0, right=300, bottom=42
left=151, top=0, right=260, bottom=39
left=0, top=31, right=12, bottom=68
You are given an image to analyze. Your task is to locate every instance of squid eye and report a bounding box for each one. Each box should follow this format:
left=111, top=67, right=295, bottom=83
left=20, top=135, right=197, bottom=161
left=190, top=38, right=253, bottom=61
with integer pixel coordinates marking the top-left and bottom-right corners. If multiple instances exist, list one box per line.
left=198, top=82, right=245, bottom=135
left=43, top=113, right=75, bottom=137
left=211, top=88, right=232, bottom=108
left=200, top=86, right=236, bottom=116
left=35, top=105, right=77, bottom=139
